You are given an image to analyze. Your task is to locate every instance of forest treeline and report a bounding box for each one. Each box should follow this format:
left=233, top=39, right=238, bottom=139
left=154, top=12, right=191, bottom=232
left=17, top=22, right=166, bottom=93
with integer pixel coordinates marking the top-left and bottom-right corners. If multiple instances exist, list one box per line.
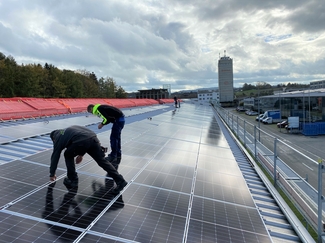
left=242, top=81, right=309, bottom=92
left=235, top=81, right=310, bottom=98
left=0, top=52, right=127, bottom=98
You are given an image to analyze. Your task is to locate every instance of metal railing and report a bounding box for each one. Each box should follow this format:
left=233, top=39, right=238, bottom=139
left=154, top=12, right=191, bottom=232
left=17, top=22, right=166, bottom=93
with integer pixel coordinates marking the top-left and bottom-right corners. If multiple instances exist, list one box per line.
left=213, top=103, right=325, bottom=243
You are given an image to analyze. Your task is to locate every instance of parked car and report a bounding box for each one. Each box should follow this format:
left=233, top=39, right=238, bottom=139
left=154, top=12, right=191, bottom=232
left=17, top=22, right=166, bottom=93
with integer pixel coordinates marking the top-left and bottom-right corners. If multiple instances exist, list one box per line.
left=236, top=106, right=246, bottom=112
left=246, top=110, right=258, bottom=116
left=277, top=120, right=288, bottom=128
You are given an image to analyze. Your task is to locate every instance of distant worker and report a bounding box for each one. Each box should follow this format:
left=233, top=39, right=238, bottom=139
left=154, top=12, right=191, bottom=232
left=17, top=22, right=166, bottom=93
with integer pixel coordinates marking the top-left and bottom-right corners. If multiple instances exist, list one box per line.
left=49, top=125, right=127, bottom=194
left=174, top=96, right=178, bottom=108
left=87, top=104, right=125, bottom=169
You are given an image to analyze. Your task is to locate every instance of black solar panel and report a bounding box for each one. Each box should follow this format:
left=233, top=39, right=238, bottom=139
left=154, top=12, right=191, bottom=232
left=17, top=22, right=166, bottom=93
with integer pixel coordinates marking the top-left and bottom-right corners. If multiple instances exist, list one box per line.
left=0, top=104, right=273, bottom=242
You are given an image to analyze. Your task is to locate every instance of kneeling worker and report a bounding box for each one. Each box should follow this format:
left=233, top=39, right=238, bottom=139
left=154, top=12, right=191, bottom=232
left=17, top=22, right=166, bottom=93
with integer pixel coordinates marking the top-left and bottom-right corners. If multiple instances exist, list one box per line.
left=49, top=125, right=127, bottom=194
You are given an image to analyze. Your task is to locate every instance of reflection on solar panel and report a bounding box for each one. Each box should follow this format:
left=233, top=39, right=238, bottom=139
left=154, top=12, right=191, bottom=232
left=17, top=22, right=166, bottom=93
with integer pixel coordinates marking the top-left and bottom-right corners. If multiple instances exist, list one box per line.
left=0, top=104, right=280, bottom=242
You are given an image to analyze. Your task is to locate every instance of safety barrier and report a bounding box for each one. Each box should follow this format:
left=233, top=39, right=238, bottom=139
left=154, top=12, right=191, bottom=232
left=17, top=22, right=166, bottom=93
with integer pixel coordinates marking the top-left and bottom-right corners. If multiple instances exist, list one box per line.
left=0, top=97, right=166, bottom=121
left=0, top=98, right=40, bottom=120
left=58, top=99, right=100, bottom=113
left=105, top=99, right=139, bottom=108
left=22, top=98, right=70, bottom=116
left=157, top=99, right=175, bottom=104
left=130, top=99, right=160, bottom=106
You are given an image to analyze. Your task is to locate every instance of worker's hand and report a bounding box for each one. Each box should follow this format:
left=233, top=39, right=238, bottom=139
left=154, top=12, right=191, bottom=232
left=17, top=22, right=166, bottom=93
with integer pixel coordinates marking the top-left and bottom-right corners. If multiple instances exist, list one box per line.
left=76, top=155, right=83, bottom=164
left=50, top=175, right=57, bottom=181
left=98, top=123, right=104, bottom=129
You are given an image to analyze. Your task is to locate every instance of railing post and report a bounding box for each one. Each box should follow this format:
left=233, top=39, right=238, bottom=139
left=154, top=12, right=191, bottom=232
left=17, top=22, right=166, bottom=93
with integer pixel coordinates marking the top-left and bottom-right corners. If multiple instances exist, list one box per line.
left=254, top=125, right=257, bottom=157
left=243, top=120, right=246, bottom=146
left=236, top=116, right=239, bottom=136
left=273, top=138, right=277, bottom=186
left=232, top=113, right=234, bottom=131
left=318, top=159, right=325, bottom=243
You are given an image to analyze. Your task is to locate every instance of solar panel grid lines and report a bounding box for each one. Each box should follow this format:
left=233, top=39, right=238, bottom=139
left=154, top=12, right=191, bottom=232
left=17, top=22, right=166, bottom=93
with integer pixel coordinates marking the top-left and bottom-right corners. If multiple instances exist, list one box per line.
left=81, top=229, right=141, bottom=243
left=73, top=185, right=128, bottom=243
left=181, top=142, right=200, bottom=243
left=0, top=210, right=86, bottom=242
left=0, top=103, right=277, bottom=242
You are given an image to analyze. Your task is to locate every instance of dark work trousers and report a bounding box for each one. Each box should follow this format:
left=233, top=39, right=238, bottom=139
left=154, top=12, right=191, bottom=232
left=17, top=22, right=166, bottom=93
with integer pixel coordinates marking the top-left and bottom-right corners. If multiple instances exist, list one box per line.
left=110, top=117, right=125, bottom=158
left=64, top=137, right=124, bottom=183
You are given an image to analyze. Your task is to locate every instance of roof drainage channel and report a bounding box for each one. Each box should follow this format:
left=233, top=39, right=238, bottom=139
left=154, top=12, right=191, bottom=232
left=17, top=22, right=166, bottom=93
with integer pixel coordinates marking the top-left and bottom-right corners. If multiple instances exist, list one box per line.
left=0, top=135, right=53, bottom=164
left=213, top=111, right=303, bottom=243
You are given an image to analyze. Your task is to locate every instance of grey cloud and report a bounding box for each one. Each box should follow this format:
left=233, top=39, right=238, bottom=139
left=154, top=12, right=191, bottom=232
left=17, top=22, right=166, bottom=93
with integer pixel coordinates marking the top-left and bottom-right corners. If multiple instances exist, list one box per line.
left=0, top=23, right=17, bottom=53
left=284, top=2, right=325, bottom=33
left=0, top=0, right=323, bottom=93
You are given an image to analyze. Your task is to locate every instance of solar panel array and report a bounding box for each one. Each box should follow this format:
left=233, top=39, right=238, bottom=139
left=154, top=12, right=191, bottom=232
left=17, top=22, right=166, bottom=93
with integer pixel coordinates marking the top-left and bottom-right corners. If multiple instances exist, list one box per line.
left=0, top=104, right=273, bottom=242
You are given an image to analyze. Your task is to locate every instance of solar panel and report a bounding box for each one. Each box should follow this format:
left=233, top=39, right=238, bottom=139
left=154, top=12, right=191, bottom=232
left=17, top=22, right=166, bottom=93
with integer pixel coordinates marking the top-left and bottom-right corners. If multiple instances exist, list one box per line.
left=0, top=104, right=273, bottom=242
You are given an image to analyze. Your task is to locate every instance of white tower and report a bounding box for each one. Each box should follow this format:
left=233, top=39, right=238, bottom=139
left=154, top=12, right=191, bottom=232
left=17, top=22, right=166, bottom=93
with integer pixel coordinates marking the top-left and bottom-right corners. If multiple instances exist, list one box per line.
left=218, top=50, right=234, bottom=103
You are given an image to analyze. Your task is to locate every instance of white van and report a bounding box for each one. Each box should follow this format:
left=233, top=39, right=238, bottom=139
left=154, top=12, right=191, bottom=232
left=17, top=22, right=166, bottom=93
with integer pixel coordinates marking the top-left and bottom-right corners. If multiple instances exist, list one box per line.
left=262, top=117, right=272, bottom=124
left=256, top=114, right=266, bottom=122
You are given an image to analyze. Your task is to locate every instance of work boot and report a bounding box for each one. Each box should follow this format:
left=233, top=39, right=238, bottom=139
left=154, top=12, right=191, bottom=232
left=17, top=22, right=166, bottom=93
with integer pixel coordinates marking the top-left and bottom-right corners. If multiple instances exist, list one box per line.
left=63, top=177, right=79, bottom=189
left=112, top=180, right=127, bottom=194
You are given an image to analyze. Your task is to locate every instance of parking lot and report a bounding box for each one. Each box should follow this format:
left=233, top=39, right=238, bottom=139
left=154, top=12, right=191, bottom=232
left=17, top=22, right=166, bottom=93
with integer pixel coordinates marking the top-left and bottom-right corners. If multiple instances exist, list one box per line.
left=232, top=108, right=325, bottom=164
left=226, top=107, right=325, bottom=200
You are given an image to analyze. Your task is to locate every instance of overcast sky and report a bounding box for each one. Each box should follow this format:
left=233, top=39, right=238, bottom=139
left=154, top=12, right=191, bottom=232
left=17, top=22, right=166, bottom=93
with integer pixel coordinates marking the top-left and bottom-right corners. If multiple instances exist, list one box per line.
left=0, top=0, right=324, bottom=92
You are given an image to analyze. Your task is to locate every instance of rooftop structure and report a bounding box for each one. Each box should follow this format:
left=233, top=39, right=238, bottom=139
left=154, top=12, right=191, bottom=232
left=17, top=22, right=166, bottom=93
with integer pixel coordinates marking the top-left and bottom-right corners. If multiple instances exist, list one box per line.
left=137, top=88, right=169, bottom=99
left=0, top=102, right=314, bottom=242
left=218, top=50, right=234, bottom=103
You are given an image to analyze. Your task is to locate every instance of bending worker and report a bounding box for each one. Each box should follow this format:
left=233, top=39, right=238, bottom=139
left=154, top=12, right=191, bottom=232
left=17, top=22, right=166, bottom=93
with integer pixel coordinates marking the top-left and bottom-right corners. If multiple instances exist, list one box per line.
left=49, top=125, right=127, bottom=194
left=87, top=104, right=125, bottom=170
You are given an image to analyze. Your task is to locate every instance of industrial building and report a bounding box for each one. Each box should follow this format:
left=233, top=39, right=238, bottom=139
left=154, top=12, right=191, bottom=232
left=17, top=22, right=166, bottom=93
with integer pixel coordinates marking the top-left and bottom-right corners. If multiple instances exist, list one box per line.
left=310, top=80, right=325, bottom=89
left=197, top=89, right=219, bottom=103
left=136, top=88, right=169, bottom=99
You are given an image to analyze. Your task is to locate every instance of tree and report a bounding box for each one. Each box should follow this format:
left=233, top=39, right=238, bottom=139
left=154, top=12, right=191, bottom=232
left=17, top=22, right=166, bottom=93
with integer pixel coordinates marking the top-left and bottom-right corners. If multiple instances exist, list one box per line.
left=0, top=53, right=127, bottom=98
left=0, top=55, right=18, bottom=97
left=116, top=86, right=127, bottom=98
left=103, top=77, right=117, bottom=98
left=82, top=74, right=99, bottom=98
left=52, top=77, right=67, bottom=97
left=42, top=64, right=62, bottom=97
left=15, top=64, right=41, bottom=97
left=89, top=72, right=98, bottom=83
left=0, top=52, right=5, bottom=60
left=61, top=70, right=84, bottom=98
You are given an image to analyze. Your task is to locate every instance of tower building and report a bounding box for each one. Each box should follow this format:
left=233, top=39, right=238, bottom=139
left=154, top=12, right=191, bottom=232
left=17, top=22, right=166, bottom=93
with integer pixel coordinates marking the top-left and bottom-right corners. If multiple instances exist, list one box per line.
left=218, top=50, right=234, bottom=104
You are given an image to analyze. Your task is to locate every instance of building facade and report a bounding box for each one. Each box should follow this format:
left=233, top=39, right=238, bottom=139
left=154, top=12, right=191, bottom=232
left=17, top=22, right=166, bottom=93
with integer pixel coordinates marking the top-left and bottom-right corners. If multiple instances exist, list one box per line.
left=245, top=88, right=325, bottom=122
left=197, top=89, right=219, bottom=103
left=136, top=88, right=169, bottom=99
left=218, top=51, right=234, bottom=103
left=310, top=80, right=325, bottom=89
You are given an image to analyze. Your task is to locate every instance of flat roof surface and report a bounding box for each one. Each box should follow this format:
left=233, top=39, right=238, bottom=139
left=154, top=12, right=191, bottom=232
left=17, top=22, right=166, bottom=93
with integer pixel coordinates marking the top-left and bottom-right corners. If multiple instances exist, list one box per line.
left=0, top=103, right=276, bottom=242
left=262, top=88, right=325, bottom=98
